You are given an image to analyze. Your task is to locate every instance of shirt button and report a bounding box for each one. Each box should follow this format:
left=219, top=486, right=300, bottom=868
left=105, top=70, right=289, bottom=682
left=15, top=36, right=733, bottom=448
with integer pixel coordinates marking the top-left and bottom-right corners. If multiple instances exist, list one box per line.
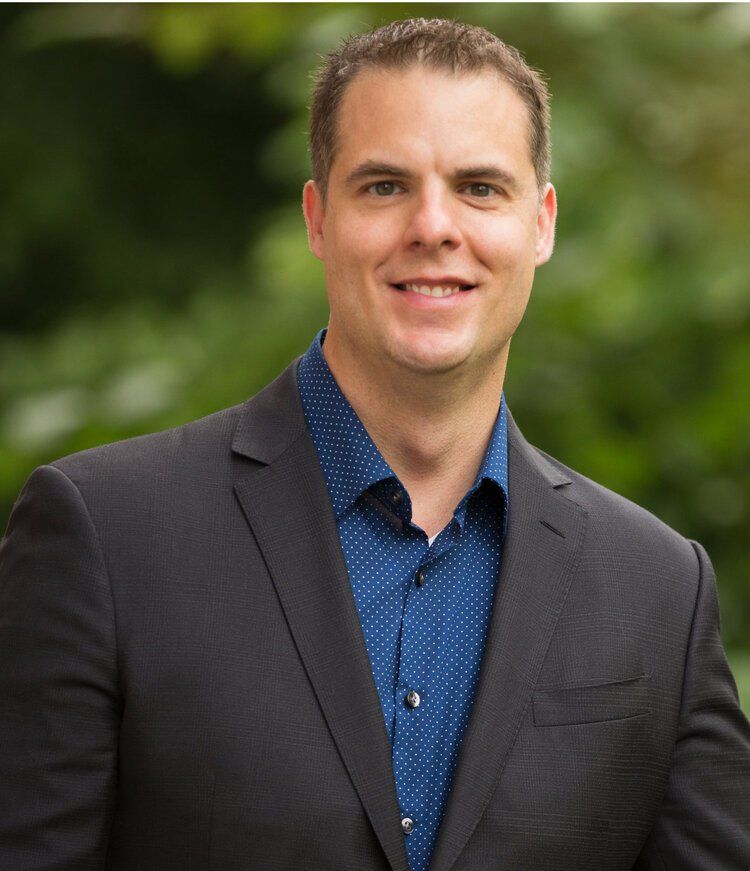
left=401, top=817, right=414, bottom=835
left=391, top=489, right=404, bottom=505
left=415, top=568, right=425, bottom=587
left=405, top=690, right=421, bottom=709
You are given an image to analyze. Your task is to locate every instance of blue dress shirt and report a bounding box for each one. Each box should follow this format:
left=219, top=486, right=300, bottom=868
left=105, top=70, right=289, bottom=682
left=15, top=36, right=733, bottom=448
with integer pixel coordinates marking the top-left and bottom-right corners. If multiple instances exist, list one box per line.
left=297, top=327, right=509, bottom=871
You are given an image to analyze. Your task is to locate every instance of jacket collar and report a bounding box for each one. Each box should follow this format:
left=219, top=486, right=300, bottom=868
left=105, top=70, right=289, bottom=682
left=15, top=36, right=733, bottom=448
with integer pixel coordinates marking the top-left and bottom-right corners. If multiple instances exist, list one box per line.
left=232, top=352, right=564, bottom=491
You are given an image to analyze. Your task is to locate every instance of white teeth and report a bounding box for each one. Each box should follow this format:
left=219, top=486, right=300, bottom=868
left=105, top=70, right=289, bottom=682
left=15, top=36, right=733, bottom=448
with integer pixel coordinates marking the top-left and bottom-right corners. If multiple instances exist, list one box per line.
left=404, top=283, right=462, bottom=297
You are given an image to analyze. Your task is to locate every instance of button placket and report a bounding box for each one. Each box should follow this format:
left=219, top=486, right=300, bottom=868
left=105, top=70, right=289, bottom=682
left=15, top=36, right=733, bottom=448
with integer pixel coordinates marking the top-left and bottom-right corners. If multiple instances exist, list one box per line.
left=394, top=572, right=428, bottom=718
left=392, top=542, right=434, bottom=864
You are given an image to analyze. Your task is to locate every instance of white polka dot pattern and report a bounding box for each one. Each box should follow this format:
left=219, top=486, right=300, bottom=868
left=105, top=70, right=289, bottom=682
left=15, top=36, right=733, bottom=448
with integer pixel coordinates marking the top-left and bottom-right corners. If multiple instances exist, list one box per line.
left=297, top=328, right=509, bottom=871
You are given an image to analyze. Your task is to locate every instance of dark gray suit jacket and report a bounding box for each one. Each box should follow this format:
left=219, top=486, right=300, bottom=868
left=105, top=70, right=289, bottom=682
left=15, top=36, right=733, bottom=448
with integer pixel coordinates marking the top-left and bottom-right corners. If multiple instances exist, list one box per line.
left=1, top=356, right=749, bottom=870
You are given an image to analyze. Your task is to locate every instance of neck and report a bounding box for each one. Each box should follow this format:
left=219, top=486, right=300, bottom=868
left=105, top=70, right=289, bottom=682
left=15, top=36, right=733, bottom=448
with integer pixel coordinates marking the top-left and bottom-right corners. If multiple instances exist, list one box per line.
left=321, top=328, right=508, bottom=498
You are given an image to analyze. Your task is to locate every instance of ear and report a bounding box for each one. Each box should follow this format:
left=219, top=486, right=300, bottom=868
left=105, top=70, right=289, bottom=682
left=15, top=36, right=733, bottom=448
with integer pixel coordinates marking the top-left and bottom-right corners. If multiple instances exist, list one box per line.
left=534, top=182, right=557, bottom=266
left=302, top=179, right=326, bottom=261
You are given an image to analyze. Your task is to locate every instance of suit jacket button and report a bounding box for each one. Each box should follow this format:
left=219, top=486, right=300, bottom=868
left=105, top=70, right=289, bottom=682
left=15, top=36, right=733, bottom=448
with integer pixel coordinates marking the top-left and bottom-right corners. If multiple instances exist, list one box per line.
left=401, top=817, right=414, bottom=835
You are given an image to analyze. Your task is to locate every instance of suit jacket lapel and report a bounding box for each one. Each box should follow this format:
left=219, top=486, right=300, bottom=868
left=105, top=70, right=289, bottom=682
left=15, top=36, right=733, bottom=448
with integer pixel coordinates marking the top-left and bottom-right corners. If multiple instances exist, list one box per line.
left=428, top=410, right=587, bottom=871
left=231, top=359, right=409, bottom=871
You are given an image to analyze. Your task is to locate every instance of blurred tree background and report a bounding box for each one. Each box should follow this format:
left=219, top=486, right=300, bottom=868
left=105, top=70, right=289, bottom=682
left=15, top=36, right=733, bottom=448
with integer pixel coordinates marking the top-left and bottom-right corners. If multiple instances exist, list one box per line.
left=1, top=4, right=748, bottom=699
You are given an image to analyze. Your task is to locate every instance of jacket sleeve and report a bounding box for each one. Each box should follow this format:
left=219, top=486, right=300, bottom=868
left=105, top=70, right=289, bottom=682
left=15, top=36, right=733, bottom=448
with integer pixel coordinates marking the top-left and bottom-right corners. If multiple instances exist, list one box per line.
left=633, top=539, right=750, bottom=869
left=0, top=464, right=120, bottom=870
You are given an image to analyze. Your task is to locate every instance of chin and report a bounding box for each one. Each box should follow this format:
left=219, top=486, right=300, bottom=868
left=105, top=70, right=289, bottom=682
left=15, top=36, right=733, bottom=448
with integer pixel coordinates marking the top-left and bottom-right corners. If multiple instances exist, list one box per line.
left=389, top=338, right=473, bottom=375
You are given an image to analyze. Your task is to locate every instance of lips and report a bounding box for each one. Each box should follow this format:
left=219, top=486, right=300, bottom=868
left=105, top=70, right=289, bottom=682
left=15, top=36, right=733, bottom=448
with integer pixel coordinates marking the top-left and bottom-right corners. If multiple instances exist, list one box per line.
left=390, top=280, right=477, bottom=299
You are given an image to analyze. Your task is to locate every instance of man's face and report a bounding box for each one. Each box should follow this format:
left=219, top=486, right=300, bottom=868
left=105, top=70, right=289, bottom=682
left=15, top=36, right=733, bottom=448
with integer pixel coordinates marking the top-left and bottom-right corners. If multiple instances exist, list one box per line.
left=303, top=64, right=556, bottom=378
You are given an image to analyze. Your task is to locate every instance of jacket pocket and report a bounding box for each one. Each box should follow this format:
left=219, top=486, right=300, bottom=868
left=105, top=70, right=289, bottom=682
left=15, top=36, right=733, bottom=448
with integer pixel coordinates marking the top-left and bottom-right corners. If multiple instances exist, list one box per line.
left=532, top=673, right=651, bottom=726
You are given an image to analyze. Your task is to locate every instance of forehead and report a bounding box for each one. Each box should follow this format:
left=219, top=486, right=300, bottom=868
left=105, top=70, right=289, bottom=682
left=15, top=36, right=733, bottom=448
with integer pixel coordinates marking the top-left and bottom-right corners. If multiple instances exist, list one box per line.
left=332, top=64, right=534, bottom=178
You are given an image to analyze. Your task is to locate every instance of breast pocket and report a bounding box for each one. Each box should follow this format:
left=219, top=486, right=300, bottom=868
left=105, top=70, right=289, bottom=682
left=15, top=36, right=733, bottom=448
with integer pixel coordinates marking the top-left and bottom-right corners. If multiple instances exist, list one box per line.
left=532, top=673, right=651, bottom=726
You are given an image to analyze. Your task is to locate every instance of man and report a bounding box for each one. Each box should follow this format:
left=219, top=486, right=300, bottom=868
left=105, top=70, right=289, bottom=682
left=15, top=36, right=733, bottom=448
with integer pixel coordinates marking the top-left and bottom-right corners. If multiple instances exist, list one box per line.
left=1, top=17, right=748, bottom=871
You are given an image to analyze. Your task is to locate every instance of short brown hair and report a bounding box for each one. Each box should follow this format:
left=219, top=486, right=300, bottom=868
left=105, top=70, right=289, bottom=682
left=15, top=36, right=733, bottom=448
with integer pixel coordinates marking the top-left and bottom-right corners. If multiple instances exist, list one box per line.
left=308, top=17, right=551, bottom=203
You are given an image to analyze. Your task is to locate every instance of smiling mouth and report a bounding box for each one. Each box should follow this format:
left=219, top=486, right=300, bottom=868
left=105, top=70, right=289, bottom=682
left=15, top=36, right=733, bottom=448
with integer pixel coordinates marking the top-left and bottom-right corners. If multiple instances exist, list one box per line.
left=392, top=283, right=476, bottom=298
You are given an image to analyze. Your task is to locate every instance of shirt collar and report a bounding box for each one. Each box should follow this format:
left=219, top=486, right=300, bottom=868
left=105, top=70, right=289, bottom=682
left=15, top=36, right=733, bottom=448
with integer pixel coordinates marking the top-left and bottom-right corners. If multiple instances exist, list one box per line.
left=297, top=327, right=508, bottom=521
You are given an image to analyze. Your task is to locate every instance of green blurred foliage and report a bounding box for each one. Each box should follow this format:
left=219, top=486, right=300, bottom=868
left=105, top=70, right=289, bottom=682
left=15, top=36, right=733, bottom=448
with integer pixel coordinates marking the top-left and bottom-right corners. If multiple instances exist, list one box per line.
left=0, top=4, right=748, bottom=657
left=730, top=650, right=750, bottom=714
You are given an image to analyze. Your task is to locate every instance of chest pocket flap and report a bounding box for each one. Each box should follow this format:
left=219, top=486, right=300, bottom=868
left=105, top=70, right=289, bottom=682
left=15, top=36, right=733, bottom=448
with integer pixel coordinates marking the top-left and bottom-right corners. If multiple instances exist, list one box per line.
left=533, top=673, right=652, bottom=726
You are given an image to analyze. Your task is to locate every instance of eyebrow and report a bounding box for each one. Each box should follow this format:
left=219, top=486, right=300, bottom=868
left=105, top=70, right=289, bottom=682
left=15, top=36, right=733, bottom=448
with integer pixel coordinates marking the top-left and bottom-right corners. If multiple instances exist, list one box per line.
left=344, top=160, right=521, bottom=193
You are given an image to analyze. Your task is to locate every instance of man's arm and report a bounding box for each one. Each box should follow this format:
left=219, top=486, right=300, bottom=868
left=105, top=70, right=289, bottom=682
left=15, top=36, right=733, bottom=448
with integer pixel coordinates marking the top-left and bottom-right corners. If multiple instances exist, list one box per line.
left=0, top=465, right=120, bottom=870
left=633, top=540, right=750, bottom=869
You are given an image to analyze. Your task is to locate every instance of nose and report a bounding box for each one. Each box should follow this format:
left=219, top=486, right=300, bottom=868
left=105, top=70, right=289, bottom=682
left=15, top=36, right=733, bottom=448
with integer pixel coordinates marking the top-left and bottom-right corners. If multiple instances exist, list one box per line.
left=402, top=184, right=462, bottom=252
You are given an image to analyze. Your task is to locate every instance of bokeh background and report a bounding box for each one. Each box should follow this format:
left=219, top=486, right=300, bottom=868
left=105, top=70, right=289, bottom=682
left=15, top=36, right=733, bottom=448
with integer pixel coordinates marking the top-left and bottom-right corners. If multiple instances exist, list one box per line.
left=1, top=3, right=748, bottom=705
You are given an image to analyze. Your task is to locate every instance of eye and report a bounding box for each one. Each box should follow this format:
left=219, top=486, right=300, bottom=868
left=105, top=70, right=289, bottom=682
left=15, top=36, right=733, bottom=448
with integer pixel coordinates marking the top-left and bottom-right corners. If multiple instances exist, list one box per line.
left=463, top=182, right=499, bottom=198
left=366, top=181, right=400, bottom=196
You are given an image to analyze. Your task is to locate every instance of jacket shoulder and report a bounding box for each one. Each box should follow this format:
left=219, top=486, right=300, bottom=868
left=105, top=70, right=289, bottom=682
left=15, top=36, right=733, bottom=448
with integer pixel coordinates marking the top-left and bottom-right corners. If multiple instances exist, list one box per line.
left=530, top=443, right=698, bottom=571
left=49, top=402, right=247, bottom=492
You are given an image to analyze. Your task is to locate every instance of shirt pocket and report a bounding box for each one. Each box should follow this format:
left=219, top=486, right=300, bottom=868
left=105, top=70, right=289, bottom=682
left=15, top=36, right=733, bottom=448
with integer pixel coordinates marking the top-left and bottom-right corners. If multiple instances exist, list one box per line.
left=532, top=673, right=651, bottom=727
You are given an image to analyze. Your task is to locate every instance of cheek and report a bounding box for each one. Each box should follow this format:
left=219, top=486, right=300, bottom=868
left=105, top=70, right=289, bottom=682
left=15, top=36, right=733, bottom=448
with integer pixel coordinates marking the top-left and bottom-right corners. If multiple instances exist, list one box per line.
left=329, top=214, right=397, bottom=276
left=324, top=219, right=394, bottom=320
left=468, top=216, right=537, bottom=281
